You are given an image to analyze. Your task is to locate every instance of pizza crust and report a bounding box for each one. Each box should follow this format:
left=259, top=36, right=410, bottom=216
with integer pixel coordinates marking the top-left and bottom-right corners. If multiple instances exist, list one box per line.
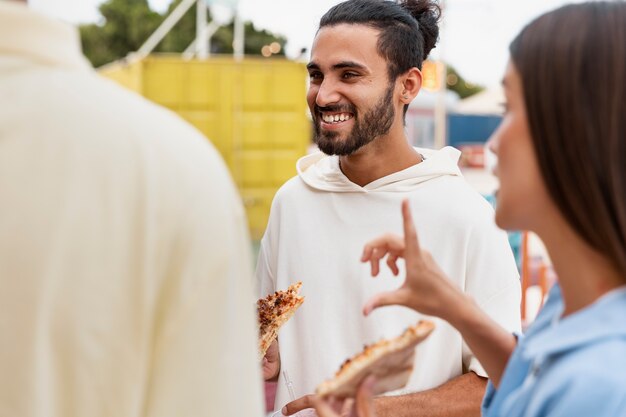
left=316, top=320, right=435, bottom=398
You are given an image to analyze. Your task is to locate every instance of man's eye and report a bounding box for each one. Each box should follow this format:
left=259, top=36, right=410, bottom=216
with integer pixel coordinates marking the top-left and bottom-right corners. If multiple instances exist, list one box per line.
left=342, top=72, right=358, bottom=79
left=309, top=72, right=323, bottom=80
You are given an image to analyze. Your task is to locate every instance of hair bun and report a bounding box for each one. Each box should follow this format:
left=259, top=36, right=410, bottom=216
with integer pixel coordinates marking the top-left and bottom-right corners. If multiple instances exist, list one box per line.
left=399, top=0, right=441, bottom=57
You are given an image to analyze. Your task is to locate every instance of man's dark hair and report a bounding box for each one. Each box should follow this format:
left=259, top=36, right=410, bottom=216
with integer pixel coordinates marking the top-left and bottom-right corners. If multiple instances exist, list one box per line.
left=510, top=1, right=626, bottom=279
left=319, top=0, right=441, bottom=80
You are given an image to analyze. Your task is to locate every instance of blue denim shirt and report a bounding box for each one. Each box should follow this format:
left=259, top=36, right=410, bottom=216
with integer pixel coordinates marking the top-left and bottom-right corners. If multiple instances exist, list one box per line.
left=482, top=284, right=626, bottom=417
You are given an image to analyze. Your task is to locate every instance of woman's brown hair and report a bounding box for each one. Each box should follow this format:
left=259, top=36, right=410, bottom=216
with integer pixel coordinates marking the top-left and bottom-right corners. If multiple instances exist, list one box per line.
left=510, top=2, right=626, bottom=279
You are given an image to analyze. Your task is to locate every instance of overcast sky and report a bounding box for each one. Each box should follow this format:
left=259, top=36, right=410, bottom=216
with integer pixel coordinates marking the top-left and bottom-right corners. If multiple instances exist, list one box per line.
left=28, top=0, right=583, bottom=87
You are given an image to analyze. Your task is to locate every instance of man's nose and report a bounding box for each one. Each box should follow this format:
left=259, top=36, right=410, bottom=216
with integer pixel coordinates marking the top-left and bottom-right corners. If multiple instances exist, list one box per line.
left=315, top=79, right=341, bottom=107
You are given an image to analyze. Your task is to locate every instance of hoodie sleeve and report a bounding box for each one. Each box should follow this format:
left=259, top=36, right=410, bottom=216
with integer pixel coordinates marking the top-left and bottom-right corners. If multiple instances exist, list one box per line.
left=255, top=190, right=282, bottom=298
left=256, top=236, right=276, bottom=298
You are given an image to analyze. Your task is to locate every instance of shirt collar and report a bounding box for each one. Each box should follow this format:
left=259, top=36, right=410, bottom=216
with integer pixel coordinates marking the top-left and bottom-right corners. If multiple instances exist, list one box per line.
left=0, top=0, right=91, bottom=71
left=522, top=285, right=626, bottom=360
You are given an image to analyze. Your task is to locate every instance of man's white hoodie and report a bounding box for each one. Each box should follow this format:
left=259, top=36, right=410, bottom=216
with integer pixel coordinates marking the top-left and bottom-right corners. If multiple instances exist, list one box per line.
left=257, top=147, right=521, bottom=412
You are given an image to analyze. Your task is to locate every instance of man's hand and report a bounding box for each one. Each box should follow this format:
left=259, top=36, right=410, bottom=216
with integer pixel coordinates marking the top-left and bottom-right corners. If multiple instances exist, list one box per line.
left=281, top=394, right=316, bottom=415
left=263, top=339, right=280, bottom=381
left=281, top=377, right=376, bottom=417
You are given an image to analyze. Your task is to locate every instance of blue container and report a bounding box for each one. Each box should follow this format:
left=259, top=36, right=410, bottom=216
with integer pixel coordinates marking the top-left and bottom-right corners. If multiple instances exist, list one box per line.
left=447, top=113, right=502, bottom=147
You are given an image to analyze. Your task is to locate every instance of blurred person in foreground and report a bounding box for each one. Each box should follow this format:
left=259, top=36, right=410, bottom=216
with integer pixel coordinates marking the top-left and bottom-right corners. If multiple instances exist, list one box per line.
left=0, top=1, right=263, bottom=416
left=258, top=0, right=521, bottom=416
left=316, top=2, right=626, bottom=416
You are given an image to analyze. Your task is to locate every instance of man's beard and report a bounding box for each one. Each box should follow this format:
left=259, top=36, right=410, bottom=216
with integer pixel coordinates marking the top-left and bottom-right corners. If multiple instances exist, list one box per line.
left=312, top=84, right=395, bottom=156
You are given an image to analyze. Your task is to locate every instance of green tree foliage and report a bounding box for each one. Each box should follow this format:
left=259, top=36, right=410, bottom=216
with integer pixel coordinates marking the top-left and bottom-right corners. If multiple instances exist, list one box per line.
left=80, top=0, right=287, bottom=68
left=244, top=23, right=286, bottom=56
left=210, top=22, right=286, bottom=56
left=445, top=65, right=484, bottom=99
left=80, top=0, right=161, bottom=67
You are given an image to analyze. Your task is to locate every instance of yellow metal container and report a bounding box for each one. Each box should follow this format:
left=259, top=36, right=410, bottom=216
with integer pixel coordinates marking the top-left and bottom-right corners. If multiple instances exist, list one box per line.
left=100, top=55, right=310, bottom=239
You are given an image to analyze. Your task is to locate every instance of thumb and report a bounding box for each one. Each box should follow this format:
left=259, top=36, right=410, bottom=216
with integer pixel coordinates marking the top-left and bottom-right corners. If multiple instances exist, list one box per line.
left=355, top=376, right=377, bottom=417
left=363, top=290, right=403, bottom=316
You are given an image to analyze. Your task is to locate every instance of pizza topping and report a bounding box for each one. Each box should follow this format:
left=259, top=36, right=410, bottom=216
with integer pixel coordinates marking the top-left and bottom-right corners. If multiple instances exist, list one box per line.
left=257, top=282, right=304, bottom=357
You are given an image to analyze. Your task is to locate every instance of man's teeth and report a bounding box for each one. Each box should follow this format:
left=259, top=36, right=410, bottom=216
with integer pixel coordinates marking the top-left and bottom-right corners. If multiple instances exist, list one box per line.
left=322, top=113, right=353, bottom=123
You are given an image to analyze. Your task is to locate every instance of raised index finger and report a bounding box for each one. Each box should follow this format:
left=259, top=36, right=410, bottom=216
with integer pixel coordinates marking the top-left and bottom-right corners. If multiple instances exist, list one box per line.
left=401, top=199, right=421, bottom=254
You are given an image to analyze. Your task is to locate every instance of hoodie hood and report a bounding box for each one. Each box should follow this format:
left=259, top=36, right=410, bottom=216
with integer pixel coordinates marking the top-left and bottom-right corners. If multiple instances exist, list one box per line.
left=297, top=146, right=463, bottom=192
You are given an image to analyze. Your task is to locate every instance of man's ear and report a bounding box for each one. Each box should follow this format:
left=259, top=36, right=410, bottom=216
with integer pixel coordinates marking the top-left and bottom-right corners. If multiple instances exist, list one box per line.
left=399, top=67, right=422, bottom=104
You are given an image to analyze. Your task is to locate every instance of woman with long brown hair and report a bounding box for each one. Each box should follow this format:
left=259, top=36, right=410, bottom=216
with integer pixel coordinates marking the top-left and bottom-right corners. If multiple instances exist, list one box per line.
left=314, top=2, right=626, bottom=416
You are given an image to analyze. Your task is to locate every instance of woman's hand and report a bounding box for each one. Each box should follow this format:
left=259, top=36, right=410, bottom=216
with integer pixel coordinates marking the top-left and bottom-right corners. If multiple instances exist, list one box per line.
left=361, top=199, right=464, bottom=320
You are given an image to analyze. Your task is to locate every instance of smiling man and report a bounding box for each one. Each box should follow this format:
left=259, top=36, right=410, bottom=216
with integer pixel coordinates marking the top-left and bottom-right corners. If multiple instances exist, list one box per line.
left=256, top=1, right=521, bottom=416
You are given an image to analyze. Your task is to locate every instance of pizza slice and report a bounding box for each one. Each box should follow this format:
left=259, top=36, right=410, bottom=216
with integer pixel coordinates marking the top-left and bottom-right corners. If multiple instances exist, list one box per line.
left=258, top=281, right=305, bottom=358
left=316, top=320, right=435, bottom=399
